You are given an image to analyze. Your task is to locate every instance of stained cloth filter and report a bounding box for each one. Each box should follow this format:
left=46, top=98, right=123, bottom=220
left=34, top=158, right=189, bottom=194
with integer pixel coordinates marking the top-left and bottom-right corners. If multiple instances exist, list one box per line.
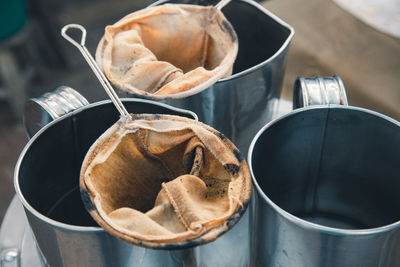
left=95, top=4, right=238, bottom=100
left=80, top=114, right=251, bottom=248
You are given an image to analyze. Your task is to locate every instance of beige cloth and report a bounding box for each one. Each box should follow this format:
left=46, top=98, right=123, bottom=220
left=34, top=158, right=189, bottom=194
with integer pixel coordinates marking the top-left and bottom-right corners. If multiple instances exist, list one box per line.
left=80, top=115, right=251, bottom=247
left=95, top=4, right=238, bottom=100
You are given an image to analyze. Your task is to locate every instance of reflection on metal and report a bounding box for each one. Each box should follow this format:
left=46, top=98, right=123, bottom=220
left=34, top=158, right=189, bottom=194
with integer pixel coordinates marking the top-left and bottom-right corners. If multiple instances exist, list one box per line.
left=14, top=96, right=252, bottom=266
left=150, top=0, right=294, bottom=155
left=249, top=76, right=400, bottom=267
left=1, top=248, right=20, bottom=267
left=293, top=75, right=348, bottom=109
left=0, top=196, right=46, bottom=267
left=4, top=0, right=296, bottom=265
left=23, top=86, right=89, bottom=138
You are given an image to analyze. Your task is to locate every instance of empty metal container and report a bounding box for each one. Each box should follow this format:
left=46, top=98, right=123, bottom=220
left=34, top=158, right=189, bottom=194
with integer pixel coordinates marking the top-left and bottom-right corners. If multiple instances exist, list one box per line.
left=249, top=76, right=400, bottom=266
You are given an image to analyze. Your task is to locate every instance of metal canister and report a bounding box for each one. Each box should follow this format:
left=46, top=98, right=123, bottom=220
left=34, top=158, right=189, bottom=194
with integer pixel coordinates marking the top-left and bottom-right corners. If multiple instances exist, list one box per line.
left=14, top=87, right=251, bottom=267
left=249, top=76, right=400, bottom=266
left=150, top=0, right=294, bottom=155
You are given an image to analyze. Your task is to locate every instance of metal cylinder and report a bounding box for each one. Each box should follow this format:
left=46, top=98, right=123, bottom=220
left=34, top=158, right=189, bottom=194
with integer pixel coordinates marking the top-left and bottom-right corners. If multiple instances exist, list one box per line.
left=14, top=87, right=253, bottom=266
left=143, top=0, right=295, bottom=156
left=249, top=76, right=400, bottom=266
left=293, top=75, right=348, bottom=108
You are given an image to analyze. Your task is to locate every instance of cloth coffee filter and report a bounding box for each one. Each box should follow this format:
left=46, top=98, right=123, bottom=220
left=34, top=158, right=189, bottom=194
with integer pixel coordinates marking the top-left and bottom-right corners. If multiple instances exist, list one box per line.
left=80, top=114, right=251, bottom=248
left=95, top=4, right=238, bottom=100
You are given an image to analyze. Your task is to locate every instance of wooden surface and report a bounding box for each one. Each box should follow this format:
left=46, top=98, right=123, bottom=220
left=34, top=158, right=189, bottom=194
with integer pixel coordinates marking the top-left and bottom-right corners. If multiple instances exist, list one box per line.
left=263, top=0, right=400, bottom=120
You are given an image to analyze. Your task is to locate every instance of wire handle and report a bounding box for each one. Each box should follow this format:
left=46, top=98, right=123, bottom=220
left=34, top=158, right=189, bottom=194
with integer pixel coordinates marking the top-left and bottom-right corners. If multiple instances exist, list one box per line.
left=208, top=0, right=231, bottom=20
left=213, top=0, right=231, bottom=10
left=61, top=24, right=131, bottom=119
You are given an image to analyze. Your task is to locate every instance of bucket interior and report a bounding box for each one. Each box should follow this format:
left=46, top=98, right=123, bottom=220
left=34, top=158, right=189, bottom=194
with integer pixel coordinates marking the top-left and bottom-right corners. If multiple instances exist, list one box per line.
left=252, top=107, right=400, bottom=229
left=162, top=0, right=292, bottom=75
left=17, top=101, right=195, bottom=226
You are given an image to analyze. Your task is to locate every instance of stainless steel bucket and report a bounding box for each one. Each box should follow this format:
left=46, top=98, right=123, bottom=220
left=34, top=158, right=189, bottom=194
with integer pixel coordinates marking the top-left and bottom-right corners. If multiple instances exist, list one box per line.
left=14, top=87, right=250, bottom=267
left=149, top=0, right=294, bottom=155
left=248, top=76, right=400, bottom=266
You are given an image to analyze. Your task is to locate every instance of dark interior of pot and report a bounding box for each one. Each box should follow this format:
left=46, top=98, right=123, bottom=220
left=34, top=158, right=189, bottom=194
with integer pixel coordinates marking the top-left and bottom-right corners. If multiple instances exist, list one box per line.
left=252, top=107, right=400, bottom=229
left=162, top=0, right=292, bottom=75
left=18, top=101, right=195, bottom=226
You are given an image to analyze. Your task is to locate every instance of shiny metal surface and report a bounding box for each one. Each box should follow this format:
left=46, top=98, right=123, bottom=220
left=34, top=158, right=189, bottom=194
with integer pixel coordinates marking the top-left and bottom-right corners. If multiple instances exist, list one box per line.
left=14, top=94, right=251, bottom=266
left=1, top=249, right=19, bottom=267
left=249, top=77, right=400, bottom=266
left=23, top=86, right=89, bottom=138
left=293, top=75, right=348, bottom=108
left=149, top=0, right=294, bottom=155
left=213, top=0, right=231, bottom=11
left=0, top=196, right=45, bottom=267
left=0, top=195, right=249, bottom=267
left=2, top=99, right=295, bottom=267
left=61, top=24, right=131, bottom=119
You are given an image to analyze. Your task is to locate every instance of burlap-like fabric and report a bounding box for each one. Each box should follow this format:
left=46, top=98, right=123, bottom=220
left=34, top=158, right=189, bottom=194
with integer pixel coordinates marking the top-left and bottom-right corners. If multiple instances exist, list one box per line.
left=80, top=114, right=251, bottom=248
left=95, top=4, right=238, bottom=100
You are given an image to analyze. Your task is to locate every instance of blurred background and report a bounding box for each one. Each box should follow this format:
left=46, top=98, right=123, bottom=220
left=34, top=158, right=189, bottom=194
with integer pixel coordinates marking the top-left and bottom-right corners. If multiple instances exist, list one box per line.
left=0, top=0, right=399, bottom=223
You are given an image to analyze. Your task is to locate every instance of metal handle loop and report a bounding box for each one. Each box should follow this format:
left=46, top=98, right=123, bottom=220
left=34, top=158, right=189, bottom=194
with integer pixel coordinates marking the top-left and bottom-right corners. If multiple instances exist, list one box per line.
left=293, top=75, right=348, bottom=109
left=61, top=24, right=131, bottom=119
left=61, top=24, right=87, bottom=48
left=23, top=86, right=89, bottom=138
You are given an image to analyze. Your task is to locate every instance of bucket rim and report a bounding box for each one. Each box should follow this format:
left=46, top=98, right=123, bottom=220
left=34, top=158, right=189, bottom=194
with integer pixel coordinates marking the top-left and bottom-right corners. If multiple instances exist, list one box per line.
left=14, top=98, right=197, bottom=233
left=248, top=104, right=400, bottom=236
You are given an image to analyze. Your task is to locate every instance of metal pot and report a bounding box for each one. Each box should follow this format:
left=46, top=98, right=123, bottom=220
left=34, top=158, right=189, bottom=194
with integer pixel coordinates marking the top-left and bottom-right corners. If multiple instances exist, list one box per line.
left=150, top=0, right=294, bottom=155
left=249, top=76, right=400, bottom=266
left=13, top=87, right=251, bottom=267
